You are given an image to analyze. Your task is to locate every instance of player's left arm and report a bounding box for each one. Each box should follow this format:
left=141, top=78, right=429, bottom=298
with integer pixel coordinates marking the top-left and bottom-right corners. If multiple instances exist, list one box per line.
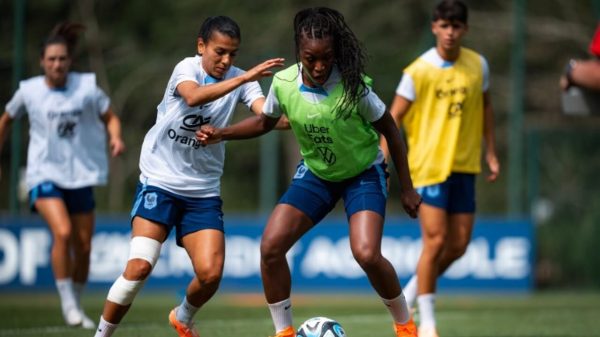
left=101, top=108, right=125, bottom=157
left=372, top=111, right=421, bottom=218
left=483, top=91, right=499, bottom=182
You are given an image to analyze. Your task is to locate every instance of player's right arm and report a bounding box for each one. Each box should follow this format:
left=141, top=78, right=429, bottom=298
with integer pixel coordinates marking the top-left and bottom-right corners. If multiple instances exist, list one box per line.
left=177, top=58, right=284, bottom=107
left=380, top=94, right=412, bottom=160
left=196, top=113, right=280, bottom=145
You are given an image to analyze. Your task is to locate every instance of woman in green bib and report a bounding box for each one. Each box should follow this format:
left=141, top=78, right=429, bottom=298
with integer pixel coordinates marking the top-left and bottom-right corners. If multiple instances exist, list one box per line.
left=196, top=7, right=421, bottom=337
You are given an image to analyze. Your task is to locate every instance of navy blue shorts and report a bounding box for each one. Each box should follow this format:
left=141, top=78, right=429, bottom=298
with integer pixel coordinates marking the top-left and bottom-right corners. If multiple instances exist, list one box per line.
left=130, top=182, right=224, bottom=246
left=279, top=161, right=389, bottom=224
left=29, top=182, right=95, bottom=214
left=416, top=173, right=476, bottom=213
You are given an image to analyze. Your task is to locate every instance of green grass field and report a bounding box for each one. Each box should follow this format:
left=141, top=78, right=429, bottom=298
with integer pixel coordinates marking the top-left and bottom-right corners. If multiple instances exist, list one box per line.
left=0, top=291, right=599, bottom=337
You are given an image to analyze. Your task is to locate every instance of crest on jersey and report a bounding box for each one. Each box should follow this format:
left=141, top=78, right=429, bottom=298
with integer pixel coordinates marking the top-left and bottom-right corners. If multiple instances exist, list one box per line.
left=57, top=120, right=77, bottom=138
left=144, top=192, right=158, bottom=209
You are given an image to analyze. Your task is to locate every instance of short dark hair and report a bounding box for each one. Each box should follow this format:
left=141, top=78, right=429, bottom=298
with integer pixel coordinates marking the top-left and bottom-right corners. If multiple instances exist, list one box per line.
left=198, top=16, right=241, bottom=43
left=432, top=0, right=468, bottom=24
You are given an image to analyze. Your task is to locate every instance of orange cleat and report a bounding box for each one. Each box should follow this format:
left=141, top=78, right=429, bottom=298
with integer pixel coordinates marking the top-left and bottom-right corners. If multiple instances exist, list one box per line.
left=169, top=309, right=200, bottom=337
left=269, top=326, right=295, bottom=337
left=394, top=318, right=418, bottom=337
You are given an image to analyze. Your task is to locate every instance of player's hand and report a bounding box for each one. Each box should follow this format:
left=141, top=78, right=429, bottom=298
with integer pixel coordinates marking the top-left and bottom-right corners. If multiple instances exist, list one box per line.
left=485, top=151, right=500, bottom=182
left=400, top=188, right=421, bottom=219
left=243, top=58, right=285, bottom=82
left=109, top=137, right=126, bottom=157
left=195, top=125, right=222, bottom=145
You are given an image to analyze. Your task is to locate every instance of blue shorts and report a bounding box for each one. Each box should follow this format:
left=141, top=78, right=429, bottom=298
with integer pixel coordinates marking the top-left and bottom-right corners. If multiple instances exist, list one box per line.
left=279, top=161, right=389, bottom=224
left=130, top=182, right=224, bottom=246
left=417, top=173, right=476, bottom=213
left=29, top=182, right=95, bottom=214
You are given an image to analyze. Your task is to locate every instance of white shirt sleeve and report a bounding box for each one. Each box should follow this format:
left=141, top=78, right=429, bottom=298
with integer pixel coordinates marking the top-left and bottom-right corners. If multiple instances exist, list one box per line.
left=395, top=73, right=416, bottom=101
left=95, top=86, right=111, bottom=115
left=481, top=55, right=490, bottom=93
left=262, top=85, right=282, bottom=118
left=173, top=60, right=199, bottom=93
left=358, top=88, right=386, bottom=122
left=5, top=88, right=26, bottom=119
left=239, top=79, right=264, bottom=108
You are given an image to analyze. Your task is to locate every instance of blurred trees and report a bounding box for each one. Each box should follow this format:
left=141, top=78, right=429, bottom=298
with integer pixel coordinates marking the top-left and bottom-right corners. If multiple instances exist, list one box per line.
left=1, top=0, right=600, bottom=286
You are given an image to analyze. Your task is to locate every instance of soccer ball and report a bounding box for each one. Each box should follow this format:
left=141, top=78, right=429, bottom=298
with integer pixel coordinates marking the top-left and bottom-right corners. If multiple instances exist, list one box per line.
left=296, top=316, right=346, bottom=337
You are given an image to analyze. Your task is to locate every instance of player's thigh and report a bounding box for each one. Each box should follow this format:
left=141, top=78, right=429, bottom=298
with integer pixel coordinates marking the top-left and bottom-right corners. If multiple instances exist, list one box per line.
left=35, top=198, right=72, bottom=238
left=262, top=204, right=315, bottom=255
left=182, top=229, right=225, bottom=275
left=348, top=210, right=384, bottom=256
left=419, top=203, right=449, bottom=246
left=121, top=217, right=168, bottom=279
left=131, top=216, right=170, bottom=242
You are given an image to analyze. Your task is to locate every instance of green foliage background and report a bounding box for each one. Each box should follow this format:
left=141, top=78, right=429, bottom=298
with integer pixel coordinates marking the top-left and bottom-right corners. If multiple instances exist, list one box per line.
left=1, top=0, right=600, bottom=288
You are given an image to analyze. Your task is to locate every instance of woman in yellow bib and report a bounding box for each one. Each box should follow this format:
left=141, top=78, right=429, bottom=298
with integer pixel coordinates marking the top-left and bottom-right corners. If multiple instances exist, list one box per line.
left=381, top=1, right=500, bottom=336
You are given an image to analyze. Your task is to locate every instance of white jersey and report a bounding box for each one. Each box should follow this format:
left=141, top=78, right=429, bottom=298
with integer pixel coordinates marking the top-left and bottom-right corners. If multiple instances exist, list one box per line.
left=5, top=72, right=110, bottom=190
left=138, top=55, right=263, bottom=198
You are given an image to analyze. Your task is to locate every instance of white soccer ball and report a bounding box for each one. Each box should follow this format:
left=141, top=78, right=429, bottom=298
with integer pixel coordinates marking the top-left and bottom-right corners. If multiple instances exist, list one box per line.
left=296, top=316, right=346, bottom=337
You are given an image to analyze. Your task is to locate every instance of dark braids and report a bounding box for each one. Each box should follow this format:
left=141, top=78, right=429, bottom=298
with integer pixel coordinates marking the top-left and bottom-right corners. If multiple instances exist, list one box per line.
left=41, top=22, right=85, bottom=57
left=294, top=7, right=368, bottom=120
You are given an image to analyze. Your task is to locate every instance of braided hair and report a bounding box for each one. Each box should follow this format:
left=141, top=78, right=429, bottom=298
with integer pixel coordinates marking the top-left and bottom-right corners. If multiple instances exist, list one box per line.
left=294, top=7, right=368, bottom=120
left=41, top=22, right=85, bottom=57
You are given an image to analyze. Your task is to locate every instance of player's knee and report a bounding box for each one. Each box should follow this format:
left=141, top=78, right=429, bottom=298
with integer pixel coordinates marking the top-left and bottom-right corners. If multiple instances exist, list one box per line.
left=123, top=259, right=154, bottom=280
left=196, top=269, right=223, bottom=287
left=106, top=236, right=162, bottom=306
left=52, top=227, right=72, bottom=244
left=446, top=243, right=468, bottom=260
left=351, top=245, right=381, bottom=269
left=123, top=236, right=162, bottom=279
left=424, top=233, right=447, bottom=252
left=72, top=240, right=92, bottom=257
left=260, top=239, right=286, bottom=265
left=193, top=261, right=223, bottom=286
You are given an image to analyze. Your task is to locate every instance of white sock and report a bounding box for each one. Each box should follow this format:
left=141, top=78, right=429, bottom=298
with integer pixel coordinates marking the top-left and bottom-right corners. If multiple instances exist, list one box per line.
left=417, top=294, right=436, bottom=329
left=403, top=275, right=418, bottom=308
left=175, top=296, right=199, bottom=325
left=381, top=293, right=411, bottom=324
left=93, top=316, right=118, bottom=337
left=73, top=282, right=85, bottom=310
left=268, top=298, right=293, bottom=332
left=56, top=278, right=78, bottom=313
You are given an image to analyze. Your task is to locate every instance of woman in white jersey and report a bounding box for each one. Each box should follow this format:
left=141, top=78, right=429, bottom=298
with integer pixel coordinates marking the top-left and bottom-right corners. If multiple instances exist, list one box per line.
left=93, top=16, right=285, bottom=337
left=197, top=7, right=422, bottom=337
left=0, top=22, right=125, bottom=329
